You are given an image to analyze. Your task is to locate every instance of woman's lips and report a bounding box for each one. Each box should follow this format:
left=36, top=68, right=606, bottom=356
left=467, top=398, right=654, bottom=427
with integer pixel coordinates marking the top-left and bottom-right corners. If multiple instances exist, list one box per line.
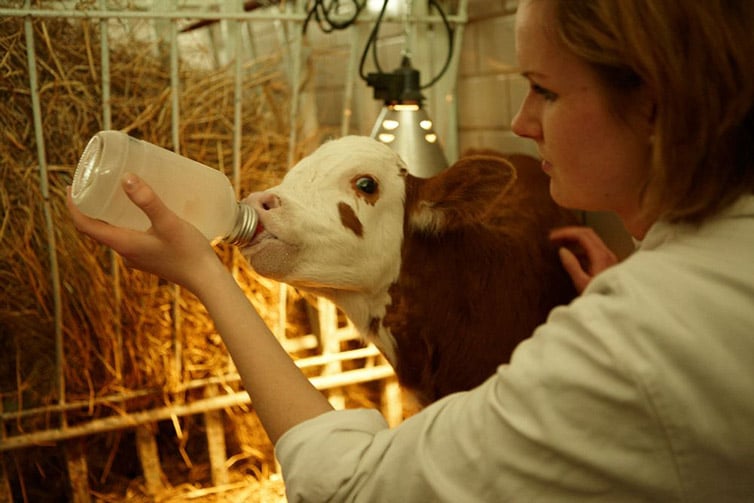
left=541, top=159, right=553, bottom=173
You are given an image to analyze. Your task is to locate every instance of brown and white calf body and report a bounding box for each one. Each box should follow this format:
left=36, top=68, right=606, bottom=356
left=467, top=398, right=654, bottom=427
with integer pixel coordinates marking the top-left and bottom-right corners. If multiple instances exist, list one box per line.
left=241, top=136, right=577, bottom=406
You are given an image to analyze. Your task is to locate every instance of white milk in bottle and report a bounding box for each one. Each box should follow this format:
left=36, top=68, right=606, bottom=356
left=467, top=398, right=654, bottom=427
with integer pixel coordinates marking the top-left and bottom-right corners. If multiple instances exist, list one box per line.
left=71, top=130, right=257, bottom=245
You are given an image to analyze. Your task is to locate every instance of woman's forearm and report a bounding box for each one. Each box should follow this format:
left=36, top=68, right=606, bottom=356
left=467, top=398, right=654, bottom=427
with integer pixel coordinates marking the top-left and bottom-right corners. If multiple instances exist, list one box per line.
left=67, top=176, right=332, bottom=444
left=195, top=259, right=334, bottom=444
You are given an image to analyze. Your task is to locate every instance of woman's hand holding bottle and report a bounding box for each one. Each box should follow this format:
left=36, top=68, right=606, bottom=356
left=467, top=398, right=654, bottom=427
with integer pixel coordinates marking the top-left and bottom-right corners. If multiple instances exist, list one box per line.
left=67, top=172, right=224, bottom=296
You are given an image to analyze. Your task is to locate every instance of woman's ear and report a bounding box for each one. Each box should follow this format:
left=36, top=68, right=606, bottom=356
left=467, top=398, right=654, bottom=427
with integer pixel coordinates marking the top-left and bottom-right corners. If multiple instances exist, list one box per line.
left=646, top=102, right=657, bottom=146
left=647, top=101, right=657, bottom=125
left=640, top=86, right=657, bottom=130
left=635, top=86, right=657, bottom=144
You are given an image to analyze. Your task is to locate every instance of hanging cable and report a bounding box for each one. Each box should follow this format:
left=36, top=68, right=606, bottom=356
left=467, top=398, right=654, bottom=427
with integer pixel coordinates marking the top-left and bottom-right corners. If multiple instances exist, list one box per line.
left=358, top=0, right=391, bottom=78
left=358, top=0, right=454, bottom=90
left=419, top=0, right=453, bottom=90
left=303, top=0, right=367, bottom=34
left=401, top=0, right=412, bottom=60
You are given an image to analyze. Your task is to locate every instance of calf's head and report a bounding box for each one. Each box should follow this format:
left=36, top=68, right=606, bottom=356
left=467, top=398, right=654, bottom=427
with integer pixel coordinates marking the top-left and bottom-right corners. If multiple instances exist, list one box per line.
left=241, top=136, right=409, bottom=299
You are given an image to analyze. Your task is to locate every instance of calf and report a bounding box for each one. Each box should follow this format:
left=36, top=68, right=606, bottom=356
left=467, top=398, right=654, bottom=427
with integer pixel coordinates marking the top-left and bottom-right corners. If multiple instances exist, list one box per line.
left=241, top=136, right=577, bottom=406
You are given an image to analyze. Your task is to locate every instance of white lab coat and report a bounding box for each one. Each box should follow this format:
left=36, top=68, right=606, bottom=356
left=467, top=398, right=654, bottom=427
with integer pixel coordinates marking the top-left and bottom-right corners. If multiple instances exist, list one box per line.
left=276, top=195, right=754, bottom=502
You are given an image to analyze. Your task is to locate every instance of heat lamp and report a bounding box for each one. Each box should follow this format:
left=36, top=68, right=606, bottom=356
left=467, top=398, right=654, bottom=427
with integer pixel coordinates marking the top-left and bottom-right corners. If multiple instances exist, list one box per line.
left=366, top=56, right=448, bottom=177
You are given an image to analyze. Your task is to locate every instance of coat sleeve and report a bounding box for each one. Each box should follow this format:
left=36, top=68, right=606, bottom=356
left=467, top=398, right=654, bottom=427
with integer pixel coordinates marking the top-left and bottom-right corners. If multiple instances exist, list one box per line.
left=275, top=276, right=681, bottom=502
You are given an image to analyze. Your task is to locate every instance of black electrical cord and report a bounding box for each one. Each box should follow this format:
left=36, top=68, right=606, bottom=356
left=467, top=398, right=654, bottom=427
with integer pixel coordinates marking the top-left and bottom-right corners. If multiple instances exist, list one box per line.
left=358, top=0, right=454, bottom=90
left=303, top=0, right=367, bottom=34
left=419, top=0, right=454, bottom=91
left=359, top=0, right=391, bottom=78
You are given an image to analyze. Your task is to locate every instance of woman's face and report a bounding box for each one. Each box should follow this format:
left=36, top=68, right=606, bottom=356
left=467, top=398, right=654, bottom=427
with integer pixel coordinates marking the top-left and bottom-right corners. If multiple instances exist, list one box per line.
left=512, top=0, right=653, bottom=237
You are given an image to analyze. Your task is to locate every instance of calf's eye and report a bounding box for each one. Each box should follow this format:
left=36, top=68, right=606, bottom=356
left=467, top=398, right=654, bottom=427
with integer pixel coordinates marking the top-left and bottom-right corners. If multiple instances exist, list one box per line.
left=355, top=176, right=377, bottom=194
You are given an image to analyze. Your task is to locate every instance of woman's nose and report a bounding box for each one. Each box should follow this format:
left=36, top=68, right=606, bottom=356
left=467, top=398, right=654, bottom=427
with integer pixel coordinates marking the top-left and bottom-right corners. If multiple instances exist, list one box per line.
left=511, top=99, right=542, bottom=140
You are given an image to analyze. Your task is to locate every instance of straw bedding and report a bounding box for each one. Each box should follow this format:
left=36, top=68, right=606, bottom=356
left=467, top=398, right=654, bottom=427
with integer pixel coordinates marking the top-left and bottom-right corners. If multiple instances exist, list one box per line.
left=0, top=11, right=360, bottom=501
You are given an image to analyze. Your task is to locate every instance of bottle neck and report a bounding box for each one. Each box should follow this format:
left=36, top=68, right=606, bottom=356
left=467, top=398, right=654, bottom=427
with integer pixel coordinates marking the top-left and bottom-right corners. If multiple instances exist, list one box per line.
left=223, top=203, right=258, bottom=246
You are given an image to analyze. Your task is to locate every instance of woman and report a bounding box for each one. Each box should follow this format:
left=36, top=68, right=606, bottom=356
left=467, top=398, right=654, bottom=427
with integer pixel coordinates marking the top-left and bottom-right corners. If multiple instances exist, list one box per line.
left=69, top=0, right=754, bottom=500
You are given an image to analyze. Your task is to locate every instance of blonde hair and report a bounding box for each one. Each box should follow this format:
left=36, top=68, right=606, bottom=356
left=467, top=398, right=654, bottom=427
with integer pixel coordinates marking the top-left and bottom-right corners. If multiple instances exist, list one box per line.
left=554, top=0, right=754, bottom=224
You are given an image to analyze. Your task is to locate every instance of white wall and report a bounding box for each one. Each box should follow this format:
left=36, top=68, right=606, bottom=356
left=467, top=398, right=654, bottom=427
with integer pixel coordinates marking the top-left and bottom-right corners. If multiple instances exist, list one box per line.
left=457, top=0, right=537, bottom=156
left=303, top=1, right=534, bottom=155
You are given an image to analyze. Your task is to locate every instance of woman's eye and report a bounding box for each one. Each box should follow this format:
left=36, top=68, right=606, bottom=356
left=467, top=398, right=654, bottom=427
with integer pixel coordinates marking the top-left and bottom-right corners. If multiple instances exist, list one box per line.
left=531, top=83, right=557, bottom=101
left=355, top=176, right=377, bottom=194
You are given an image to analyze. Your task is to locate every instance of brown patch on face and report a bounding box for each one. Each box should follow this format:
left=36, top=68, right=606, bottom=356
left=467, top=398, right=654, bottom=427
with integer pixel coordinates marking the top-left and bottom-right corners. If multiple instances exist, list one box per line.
left=337, top=201, right=364, bottom=237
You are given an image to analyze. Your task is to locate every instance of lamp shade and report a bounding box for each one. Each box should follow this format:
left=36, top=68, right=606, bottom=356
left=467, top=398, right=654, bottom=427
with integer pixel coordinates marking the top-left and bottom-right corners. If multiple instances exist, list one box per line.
left=369, top=104, right=448, bottom=178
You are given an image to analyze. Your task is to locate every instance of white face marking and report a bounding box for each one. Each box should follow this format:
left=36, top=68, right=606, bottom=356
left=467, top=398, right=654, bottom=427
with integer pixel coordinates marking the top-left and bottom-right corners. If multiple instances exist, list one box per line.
left=241, top=137, right=407, bottom=355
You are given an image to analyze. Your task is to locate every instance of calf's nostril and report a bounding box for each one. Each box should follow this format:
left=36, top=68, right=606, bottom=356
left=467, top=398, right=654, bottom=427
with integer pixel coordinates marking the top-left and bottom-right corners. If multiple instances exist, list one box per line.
left=246, top=192, right=281, bottom=212
left=260, top=193, right=281, bottom=211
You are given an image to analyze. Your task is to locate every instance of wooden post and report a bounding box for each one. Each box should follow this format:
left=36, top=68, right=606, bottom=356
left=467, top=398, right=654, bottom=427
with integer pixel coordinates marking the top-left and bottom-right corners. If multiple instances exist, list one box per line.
left=204, top=386, right=229, bottom=486
left=135, top=424, right=165, bottom=495
left=0, top=453, right=12, bottom=503
left=0, top=400, right=11, bottom=503
left=381, top=376, right=404, bottom=427
left=63, top=440, right=90, bottom=503
left=318, top=298, right=345, bottom=409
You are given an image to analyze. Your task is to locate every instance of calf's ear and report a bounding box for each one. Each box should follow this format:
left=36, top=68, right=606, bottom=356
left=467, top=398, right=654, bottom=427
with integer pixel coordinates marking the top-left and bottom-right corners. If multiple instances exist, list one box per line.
left=406, top=155, right=517, bottom=234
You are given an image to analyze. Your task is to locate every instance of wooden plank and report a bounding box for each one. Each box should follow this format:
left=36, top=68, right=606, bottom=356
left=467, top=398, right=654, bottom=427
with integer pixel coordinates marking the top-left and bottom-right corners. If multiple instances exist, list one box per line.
left=0, top=453, right=12, bottom=503
left=0, top=329, right=368, bottom=425
left=381, top=377, right=404, bottom=427
left=135, top=424, right=164, bottom=495
left=1, top=364, right=395, bottom=451
left=204, top=386, right=229, bottom=486
left=319, top=298, right=345, bottom=410
left=63, top=440, right=90, bottom=503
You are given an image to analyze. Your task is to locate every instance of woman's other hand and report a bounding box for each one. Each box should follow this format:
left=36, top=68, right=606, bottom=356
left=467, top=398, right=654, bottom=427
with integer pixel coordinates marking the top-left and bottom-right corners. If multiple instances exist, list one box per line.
left=549, top=226, right=618, bottom=294
left=66, top=172, right=222, bottom=294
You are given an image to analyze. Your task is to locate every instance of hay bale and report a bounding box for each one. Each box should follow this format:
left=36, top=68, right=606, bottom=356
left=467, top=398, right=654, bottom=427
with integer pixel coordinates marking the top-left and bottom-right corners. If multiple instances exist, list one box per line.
left=0, top=10, right=387, bottom=500
left=0, top=9, right=333, bottom=498
left=0, top=13, right=307, bottom=430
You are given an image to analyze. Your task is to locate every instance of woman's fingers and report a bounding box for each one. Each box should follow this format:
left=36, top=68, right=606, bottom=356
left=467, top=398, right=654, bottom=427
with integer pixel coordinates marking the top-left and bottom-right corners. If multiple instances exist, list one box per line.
left=120, top=172, right=176, bottom=234
left=557, top=246, right=592, bottom=293
left=550, top=226, right=619, bottom=293
left=66, top=174, right=212, bottom=287
left=66, top=185, right=137, bottom=251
